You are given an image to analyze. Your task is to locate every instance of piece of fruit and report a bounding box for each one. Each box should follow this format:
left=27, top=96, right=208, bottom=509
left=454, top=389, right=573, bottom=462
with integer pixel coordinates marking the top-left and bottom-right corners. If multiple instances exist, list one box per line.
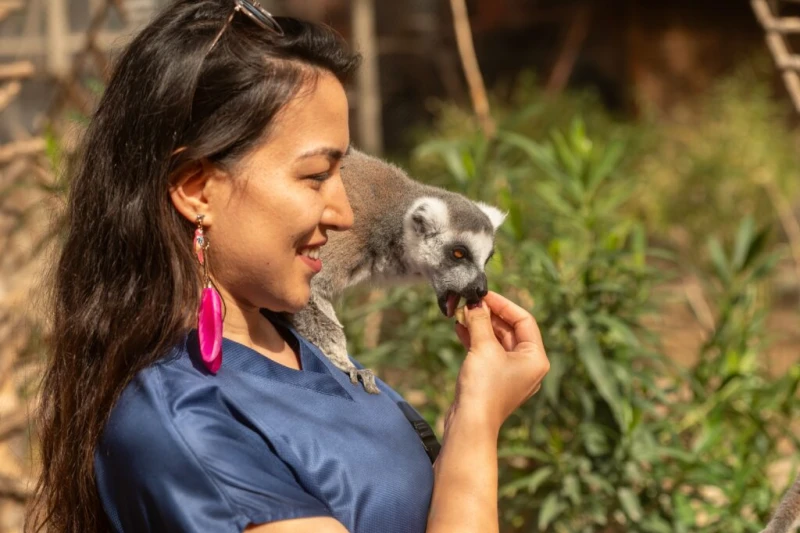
left=454, top=305, right=466, bottom=326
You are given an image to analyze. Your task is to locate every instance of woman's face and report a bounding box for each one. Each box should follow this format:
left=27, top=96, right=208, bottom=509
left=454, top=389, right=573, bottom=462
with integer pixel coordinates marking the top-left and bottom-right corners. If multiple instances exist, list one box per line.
left=204, top=72, right=353, bottom=314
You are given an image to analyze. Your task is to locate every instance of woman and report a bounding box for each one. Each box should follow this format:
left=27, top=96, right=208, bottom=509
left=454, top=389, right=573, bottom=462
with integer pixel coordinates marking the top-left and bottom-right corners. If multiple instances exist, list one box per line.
left=29, top=1, right=550, bottom=532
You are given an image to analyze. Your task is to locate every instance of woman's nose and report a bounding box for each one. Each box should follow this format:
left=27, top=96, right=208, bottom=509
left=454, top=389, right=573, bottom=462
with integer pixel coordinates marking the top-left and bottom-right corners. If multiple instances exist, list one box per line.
left=322, top=177, right=354, bottom=231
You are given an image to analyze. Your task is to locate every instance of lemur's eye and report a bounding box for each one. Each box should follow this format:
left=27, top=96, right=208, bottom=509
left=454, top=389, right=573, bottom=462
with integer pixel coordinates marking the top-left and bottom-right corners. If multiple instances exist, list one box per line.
left=452, top=247, right=467, bottom=260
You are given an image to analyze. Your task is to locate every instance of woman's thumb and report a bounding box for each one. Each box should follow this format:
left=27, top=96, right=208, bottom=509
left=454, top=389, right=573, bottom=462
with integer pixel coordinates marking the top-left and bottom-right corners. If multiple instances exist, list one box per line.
left=464, top=302, right=496, bottom=348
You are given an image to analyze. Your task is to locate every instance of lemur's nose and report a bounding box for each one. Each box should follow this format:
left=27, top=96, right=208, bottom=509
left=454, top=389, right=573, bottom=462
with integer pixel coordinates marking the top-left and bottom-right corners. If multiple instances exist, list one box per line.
left=464, top=273, right=488, bottom=303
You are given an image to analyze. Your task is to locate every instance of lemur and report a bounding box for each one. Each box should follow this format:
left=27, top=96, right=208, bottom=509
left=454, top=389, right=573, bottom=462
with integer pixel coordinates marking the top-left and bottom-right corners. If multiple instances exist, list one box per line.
left=287, top=149, right=505, bottom=394
left=761, top=474, right=800, bottom=533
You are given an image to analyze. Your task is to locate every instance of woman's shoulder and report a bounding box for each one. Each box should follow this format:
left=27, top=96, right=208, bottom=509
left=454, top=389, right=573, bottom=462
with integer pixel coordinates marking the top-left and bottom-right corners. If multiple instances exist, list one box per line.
left=94, top=343, right=333, bottom=532
left=99, top=351, right=191, bottom=455
left=100, top=339, right=228, bottom=451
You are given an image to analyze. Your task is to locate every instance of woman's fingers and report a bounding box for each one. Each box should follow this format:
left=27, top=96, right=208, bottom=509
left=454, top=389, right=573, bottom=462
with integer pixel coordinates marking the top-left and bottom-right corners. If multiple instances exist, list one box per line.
left=490, top=315, right=516, bottom=351
left=455, top=313, right=517, bottom=352
left=483, top=291, right=543, bottom=348
left=454, top=322, right=470, bottom=350
left=462, top=302, right=496, bottom=349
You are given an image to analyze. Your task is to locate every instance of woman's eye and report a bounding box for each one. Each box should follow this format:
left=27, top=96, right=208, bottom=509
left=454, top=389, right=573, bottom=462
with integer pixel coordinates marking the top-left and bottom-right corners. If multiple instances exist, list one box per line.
left=307, top=172, right=331, bottom=182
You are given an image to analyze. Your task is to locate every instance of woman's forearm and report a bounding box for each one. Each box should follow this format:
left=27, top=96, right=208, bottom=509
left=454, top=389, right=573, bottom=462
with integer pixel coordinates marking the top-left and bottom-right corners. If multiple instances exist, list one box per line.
left=426, top=410, right=499, bottom=533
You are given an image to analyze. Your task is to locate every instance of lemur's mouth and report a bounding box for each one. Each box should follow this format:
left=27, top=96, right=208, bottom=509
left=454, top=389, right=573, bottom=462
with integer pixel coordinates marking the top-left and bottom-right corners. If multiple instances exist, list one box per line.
left=438, top=291, right=461, bottom=318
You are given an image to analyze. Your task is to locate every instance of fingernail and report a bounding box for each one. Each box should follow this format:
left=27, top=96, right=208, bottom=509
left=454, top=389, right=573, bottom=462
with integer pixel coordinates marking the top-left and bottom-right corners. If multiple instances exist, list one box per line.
left=467, top=301, right=482, bottom=310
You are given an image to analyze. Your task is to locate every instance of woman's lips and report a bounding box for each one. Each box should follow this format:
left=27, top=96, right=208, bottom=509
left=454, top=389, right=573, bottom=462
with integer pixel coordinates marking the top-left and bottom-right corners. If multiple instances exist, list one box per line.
left=297, top=243, right=324, bottom=274
left=298, top=253, right=322, bottom=273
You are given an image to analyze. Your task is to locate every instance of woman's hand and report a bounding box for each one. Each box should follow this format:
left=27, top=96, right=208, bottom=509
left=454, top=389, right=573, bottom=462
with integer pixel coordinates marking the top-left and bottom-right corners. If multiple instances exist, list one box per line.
left=426, top=291, right=549, bottom=533
left=451, top=291, right=550, bottom=436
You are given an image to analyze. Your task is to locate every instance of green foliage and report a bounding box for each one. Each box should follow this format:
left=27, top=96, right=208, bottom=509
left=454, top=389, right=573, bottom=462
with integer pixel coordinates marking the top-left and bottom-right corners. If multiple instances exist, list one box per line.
left=628, top=59, right=800, bottom=254
left=341, top=116, right=800, bottom=531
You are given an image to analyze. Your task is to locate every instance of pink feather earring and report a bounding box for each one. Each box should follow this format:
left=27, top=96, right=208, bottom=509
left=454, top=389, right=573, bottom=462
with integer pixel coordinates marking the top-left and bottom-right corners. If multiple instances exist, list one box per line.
left=194, top=214, right=223, bottom=373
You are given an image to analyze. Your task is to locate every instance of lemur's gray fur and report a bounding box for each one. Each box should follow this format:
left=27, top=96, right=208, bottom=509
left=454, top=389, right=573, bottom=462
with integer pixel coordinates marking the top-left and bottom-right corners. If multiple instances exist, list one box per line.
left=761, top=473, right=800, bottom=533
left=287, top=149, right=505, bottom=394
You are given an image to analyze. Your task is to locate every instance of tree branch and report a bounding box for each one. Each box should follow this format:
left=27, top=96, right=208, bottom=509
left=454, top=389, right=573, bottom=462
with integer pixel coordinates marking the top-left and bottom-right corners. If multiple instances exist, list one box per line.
left=449, top=0, right=496, bottom=138
left=546, top=4, right=592, bottom=95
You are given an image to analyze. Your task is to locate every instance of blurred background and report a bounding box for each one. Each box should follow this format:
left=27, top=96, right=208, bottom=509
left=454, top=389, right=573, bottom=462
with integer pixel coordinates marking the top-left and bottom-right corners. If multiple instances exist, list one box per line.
left=2, top=0, right=800, bottom=531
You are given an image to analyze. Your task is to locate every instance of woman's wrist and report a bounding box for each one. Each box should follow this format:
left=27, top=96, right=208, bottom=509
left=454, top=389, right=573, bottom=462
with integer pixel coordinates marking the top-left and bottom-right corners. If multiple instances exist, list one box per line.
left=443, top=400, right=501, bottom=443
left=428, top=400, right=501, bottom=533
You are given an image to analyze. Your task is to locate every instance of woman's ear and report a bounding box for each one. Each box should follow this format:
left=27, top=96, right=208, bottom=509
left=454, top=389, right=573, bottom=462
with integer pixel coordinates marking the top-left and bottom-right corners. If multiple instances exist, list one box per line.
left=169, top=159, right=221, bottom=226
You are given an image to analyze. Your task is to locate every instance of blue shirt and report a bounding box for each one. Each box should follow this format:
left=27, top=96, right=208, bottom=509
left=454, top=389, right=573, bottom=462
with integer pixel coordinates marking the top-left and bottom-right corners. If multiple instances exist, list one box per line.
left=95, top=311, right=434, bottom=532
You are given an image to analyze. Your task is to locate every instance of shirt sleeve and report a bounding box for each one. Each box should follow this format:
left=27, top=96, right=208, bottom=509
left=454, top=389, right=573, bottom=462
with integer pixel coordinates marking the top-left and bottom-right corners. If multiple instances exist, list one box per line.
left=94, top=368, right=332, bottom=533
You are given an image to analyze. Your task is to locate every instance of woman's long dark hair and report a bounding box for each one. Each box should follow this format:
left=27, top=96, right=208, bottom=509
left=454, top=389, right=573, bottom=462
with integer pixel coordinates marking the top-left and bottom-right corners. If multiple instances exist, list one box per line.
left=28, top=2, right=358, bottom=531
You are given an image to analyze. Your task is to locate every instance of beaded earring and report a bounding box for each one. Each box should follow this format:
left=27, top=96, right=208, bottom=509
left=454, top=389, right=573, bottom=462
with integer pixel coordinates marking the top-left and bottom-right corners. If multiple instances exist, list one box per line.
left=194, top=215, right=223, bottom=373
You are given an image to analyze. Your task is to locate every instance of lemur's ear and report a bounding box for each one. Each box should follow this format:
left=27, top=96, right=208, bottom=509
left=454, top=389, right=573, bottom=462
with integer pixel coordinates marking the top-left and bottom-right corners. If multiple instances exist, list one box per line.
left=406, top=197, right=447, bottom=238
left=475, top=201, right=507, bottom=230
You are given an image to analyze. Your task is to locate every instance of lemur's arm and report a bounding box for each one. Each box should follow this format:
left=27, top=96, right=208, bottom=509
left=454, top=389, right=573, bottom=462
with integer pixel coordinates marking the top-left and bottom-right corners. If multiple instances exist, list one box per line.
left=762, top=473, right=800, bottom=533
left=289, top=292, right=379, bottom=394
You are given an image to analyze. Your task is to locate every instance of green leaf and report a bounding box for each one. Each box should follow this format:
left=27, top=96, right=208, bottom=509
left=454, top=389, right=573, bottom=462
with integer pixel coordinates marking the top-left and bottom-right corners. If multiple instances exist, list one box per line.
left=498, top=446, right=552, bottom=463
left=732, top=216, right=755, bottom=272
left=580, top=423, right=610, bottom=456
left=497, top=102, right=544, bottom=130
left=536, top=182, right=576, bottom=217
left=44, top=127, right=62, bottom=173
left=582, top=472, right=615, bottom=494
left=587, top=139, right=625, bottom=195
left=498, top=186, right=525, bottom=242
left=538, top=493, right=567, bottom=531
left=498, top=130, right=574, bottom=184
left=742, top=225, right=770, bottom=270
left=543, top=350, right=566, bottom=405
left=640, top=515, right=674, bottom=533
left=618, top=487, right=643, bottom=522
left=595, top=314, right=641, bottom=349
left=413, top=140, right=469, bottom=184
left=500, top=466, right=554, bottom=498
left=528, top=243, right=560, bottom=280
left=673, top=492, right=695, bottom=525
left=562, top=474, right=582, bottom=505
left=498, top=130, right=550, bottom=165
left=552, top=130, right=583, bottom=180
left=707, top=238, right=731, bottom=284
left=598, top=191, right=635, bottom=222
left=630, top=223, right=647, bottom=267
left=750, top=251, right=780, bottom=280
left=569, top=310, right=626, bottom=429
left=460, top=149, right=476, bottom=180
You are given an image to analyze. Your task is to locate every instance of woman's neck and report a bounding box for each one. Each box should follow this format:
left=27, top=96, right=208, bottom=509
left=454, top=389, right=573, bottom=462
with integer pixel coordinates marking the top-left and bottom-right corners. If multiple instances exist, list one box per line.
left=216, top=291, right=302, bottom=370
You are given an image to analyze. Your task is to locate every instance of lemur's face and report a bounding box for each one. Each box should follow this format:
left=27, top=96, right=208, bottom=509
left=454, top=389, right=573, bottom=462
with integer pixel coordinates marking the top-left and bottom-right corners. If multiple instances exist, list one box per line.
left=403, top=197, right=505, bottom=317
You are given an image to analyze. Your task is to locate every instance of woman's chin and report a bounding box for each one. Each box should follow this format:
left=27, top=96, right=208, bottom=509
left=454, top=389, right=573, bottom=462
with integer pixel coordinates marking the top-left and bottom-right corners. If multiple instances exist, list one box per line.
left=284, top=291, right=312, bottom=314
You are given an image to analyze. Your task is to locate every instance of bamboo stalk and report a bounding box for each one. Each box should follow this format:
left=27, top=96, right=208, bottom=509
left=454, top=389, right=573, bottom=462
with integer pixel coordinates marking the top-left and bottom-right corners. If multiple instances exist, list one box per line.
left=546, top=4, right=592, bottom=94
left=0, top=2, right=22, bottom=23
left=449, top=0, right=496, bottom=138
left=0, top=81, right=21, bottom=112
left=752, top=0, right=800, bottom=111
left=352, top=0, right=383, bottom=155
left=752, top=0, right=800, bottom=33
left=0, top=474, right=34, bottom=502
left=0, top=139, right=47, bottom=164
left=0, top=61, right=35, bottom=80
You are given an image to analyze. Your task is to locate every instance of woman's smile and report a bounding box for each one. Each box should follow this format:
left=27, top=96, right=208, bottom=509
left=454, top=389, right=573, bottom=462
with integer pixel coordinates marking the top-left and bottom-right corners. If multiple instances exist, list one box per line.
left=297, top=243, right=324, bottom=273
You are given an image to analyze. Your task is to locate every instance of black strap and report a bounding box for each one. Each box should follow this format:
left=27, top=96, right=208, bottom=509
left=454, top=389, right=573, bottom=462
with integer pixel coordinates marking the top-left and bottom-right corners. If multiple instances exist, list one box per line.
left=396, top=401, right=441, bottom=464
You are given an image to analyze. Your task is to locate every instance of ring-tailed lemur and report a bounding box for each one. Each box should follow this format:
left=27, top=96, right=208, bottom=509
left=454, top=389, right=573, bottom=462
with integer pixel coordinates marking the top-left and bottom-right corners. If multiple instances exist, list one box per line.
left=287, top=148, right=505, bottom=394
left=761, top=473, right=800, bottom=533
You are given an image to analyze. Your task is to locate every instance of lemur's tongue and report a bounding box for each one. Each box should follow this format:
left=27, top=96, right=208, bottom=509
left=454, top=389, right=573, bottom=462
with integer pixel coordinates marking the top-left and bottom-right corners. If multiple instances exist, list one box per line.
left=446, top=293, right=460, bottom=318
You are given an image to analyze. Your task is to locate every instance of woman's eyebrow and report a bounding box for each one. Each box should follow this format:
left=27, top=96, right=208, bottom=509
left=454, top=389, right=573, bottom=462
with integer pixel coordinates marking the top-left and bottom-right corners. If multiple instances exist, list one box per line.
left=297, top=143, right=352, bottom=161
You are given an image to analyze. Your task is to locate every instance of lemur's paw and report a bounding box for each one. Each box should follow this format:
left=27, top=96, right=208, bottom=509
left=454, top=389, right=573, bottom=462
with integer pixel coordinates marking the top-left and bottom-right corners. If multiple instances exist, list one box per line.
left=347, top=368, right=381, bottom=395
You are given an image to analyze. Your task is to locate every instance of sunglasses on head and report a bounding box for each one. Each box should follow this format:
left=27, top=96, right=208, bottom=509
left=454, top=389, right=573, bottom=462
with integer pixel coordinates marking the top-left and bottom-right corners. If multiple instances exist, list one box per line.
left=208, top=0, right=284, bottom=52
